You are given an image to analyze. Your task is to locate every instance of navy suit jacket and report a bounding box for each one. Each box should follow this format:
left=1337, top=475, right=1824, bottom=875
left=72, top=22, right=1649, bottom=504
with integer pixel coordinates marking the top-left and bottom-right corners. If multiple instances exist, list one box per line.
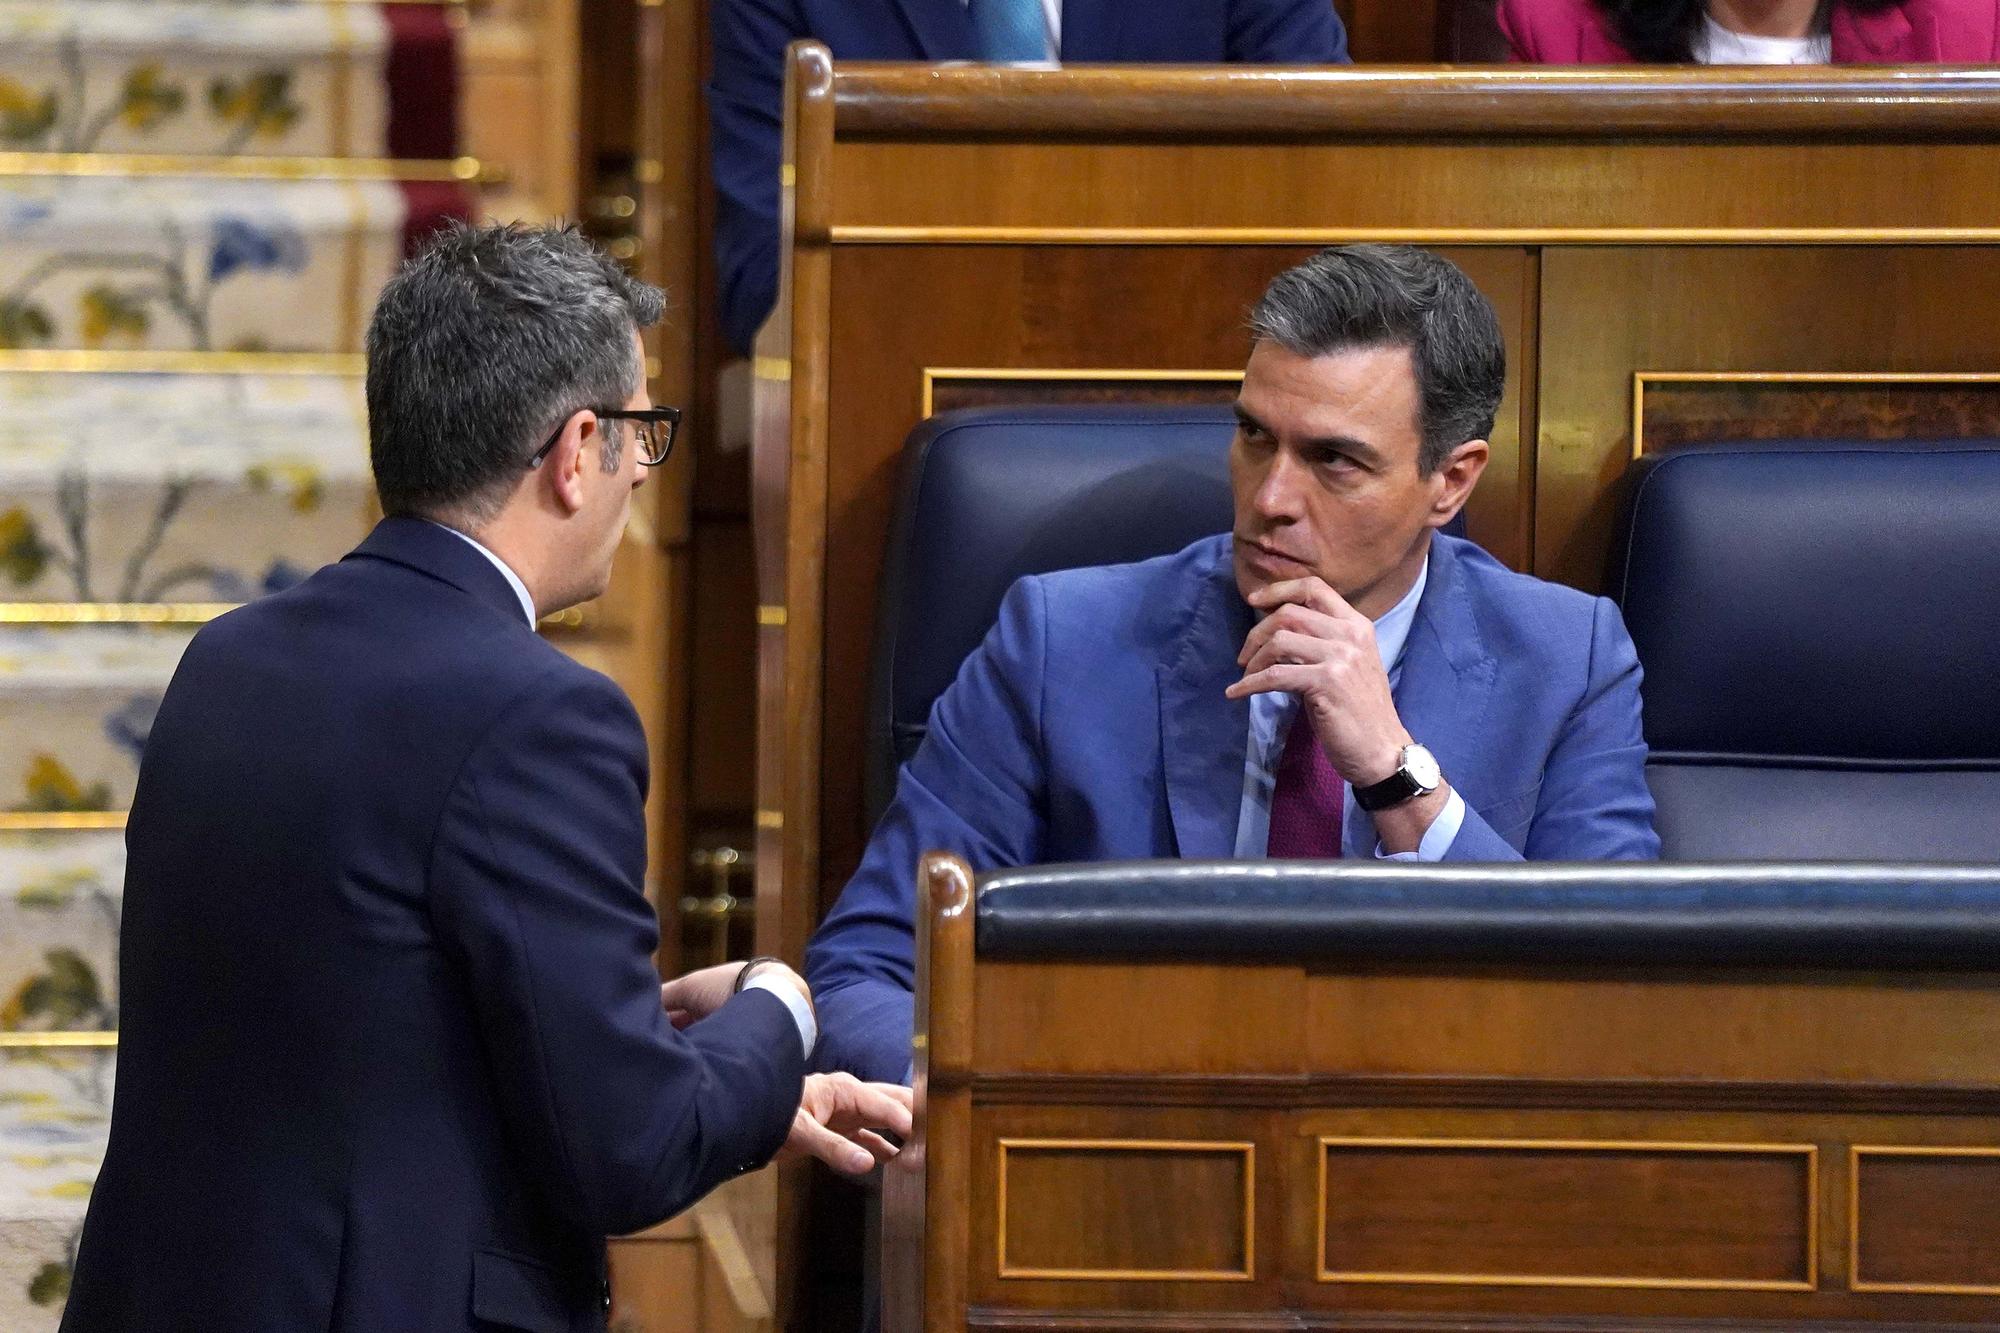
left=709, top=0, right=1350, bottom=354
left=64, top=518, right=804, bottom=1333
left=805, top=533, right=1660, bottom=1082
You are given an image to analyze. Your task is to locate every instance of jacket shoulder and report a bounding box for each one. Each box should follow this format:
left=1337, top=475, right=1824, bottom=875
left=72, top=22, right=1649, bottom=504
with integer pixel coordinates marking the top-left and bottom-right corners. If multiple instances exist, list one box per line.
left=1496, top=0, right=1619, bottom=60
left=1021, top=533, right=1229, bottom=633
left=1441, top=536, right=1610, bottom=653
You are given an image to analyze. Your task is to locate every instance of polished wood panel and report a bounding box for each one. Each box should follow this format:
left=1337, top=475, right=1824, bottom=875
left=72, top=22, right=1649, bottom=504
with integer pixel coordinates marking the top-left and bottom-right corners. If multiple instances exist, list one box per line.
left=882, top=855, right=2000, bottom=1330
left=1535, top=247, right=2000, bottom=586
left=1636, top=374, right=2000, bottom=457
left=763, top=59, right=2000, bottom=1330
left=1854, top=1148, right=2000, bottom=1294
left=926, top=370, right=1240, bottom=419
left=1319, top=1139, right=1814, bottom=1289
left=998, top=1140, right=1255, bottom=1280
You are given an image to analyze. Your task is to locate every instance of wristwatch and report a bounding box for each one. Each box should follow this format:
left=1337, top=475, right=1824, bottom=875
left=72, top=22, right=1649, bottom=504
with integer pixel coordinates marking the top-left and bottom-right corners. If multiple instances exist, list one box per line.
left=732, top=955, right=784, bottom=994
left=1353, top=743, right=1443, bottom=812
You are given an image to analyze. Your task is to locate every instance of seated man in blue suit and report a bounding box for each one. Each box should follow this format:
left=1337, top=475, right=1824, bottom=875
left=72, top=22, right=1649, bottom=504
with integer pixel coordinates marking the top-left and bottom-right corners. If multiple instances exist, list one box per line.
left=709, top=0, right=1351, bottom=355
left=806, top=244, right=1661, bottom=1083
left=64, top=224, right=908, bottom=1333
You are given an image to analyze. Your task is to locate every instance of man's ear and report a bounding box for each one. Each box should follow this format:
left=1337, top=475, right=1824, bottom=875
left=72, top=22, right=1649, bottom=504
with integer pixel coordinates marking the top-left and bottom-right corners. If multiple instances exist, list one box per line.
left=1427, top=438, right=1490, bottom=529
left=544, top=409, right=598, bottom=516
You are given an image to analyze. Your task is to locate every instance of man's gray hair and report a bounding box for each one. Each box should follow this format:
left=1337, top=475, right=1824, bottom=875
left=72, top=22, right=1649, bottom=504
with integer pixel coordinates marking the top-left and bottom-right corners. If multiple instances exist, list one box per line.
left=365, top=221, right=665, bottom=524
left=1248, top=244, right=1505, bottom=475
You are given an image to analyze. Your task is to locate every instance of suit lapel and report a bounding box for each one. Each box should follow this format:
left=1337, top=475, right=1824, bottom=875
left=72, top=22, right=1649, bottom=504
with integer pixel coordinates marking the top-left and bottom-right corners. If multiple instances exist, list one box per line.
left=1058, top=0, right=1126, bottom=60
left=892, top=0, right=977, bottom=59
left=1387, top=537, right=1496, bottom=815
left=1157, top=541, right=1254, bottom=859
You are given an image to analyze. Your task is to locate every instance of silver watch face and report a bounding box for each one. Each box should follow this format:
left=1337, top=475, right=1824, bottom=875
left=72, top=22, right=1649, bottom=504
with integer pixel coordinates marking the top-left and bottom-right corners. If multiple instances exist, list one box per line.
left=1401, top=744, right=1442, bottom=793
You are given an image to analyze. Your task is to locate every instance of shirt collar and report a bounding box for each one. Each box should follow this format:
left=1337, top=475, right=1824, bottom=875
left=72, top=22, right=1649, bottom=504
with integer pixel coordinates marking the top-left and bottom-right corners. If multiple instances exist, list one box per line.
left=1370, top=552, right=1428, bottom=676
left=426, top=520, right=538, bottom=627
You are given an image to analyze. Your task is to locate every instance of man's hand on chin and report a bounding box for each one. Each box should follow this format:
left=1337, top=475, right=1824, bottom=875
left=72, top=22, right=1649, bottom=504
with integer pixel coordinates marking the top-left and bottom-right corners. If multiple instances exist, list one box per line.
left=781, top=1073, right=914, bottom=1176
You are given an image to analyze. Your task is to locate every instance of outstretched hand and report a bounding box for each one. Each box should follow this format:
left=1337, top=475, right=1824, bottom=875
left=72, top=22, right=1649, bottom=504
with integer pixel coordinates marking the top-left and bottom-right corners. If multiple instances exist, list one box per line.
left=781, top=1073, right=914, bottom=1176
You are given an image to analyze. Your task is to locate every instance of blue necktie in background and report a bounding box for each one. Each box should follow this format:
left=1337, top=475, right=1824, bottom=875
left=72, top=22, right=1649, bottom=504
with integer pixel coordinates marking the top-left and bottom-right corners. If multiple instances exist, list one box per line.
left=968, top=0, right=1047, bottom=61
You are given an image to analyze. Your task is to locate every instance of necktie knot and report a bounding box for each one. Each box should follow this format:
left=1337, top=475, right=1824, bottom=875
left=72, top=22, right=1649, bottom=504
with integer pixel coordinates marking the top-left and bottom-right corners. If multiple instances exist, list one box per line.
left=967, top=0, right=1048, bottom=61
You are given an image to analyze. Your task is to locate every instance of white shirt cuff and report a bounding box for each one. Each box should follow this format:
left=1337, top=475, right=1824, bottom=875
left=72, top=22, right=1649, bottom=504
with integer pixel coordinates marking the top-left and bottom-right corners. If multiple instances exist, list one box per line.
left=744, top=973, right=817, bottom=1060
left=1374, top=788, right=1466, bottom=862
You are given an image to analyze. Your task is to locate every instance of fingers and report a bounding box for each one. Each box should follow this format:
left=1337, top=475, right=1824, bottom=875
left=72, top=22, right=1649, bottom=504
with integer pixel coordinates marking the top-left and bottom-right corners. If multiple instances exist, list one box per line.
left=1223, top=662, right=1320, bottom=701
left=842, top=1081, right=914, bottom=1141
left=1244, top=576, right=1362, bottom=622
left=784, top=1109, right=878, bottom=1176
left=1237, top=601, right=1343, bottom=667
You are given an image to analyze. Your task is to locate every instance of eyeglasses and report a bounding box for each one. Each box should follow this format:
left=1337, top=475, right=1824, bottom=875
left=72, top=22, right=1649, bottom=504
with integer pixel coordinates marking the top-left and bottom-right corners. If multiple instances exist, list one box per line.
left=526, top=406, right=682, bottom=469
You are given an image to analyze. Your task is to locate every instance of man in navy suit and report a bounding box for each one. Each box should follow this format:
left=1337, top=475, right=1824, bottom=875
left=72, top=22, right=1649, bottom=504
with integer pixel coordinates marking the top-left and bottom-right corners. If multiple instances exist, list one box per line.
left=709, top=0, right=1351, bottom=355
left=805, top=245, right=1661, bottom=1083
left=63, top=223, right=909, bottom=1332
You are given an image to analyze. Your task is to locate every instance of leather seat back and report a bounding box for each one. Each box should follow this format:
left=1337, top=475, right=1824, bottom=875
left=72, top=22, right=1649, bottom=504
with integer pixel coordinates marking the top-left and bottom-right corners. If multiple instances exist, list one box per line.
left=1611, top=440, right=2000, bottom=860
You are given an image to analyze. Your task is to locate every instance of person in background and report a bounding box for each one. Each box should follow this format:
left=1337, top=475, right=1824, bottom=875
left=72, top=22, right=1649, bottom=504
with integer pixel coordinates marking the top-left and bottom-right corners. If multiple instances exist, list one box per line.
left=1499, top=0, right=2000, bottom=63
left=61, top=223, right=908, bottom=1333
left=708, top=0, right=1351, bottom=357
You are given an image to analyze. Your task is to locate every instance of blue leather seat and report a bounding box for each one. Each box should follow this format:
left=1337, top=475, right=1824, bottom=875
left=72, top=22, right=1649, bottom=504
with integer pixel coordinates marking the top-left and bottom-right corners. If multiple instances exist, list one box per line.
left=866, top=402, right=1470, bottom=825
left=866, top=403, right=1237, bottom=824
left=1610, top=440, right=2000, bottom=861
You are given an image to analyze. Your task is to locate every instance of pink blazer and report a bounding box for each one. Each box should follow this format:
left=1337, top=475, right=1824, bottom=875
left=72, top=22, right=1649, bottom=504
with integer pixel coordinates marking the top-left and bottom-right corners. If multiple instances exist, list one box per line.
left=1498, top=0, right=2000, bottom=62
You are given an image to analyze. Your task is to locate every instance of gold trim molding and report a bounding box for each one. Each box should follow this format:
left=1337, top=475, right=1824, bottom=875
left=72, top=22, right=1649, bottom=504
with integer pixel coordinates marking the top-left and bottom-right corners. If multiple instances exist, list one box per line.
left=0, top=602, right=238, bottom=625
left=0, top=350, right=363, bottom=377
left=1850, top=1144, right=2000, bottom=1296
left=920, top=366, right=1242, bottom=420
left=996, top=1137, right=1256, bottom=1282
left=0, top=152, right=493, bottom=184
left=1316, top=1136, right=1818, bottom=1292
left=1630, top=370, right=2000, bottom=459
left=0, top=812, right=127, bottom=832
left=0, top=1032, right=118, bottom=1049
left=835, top=225, right=2000, bottom=248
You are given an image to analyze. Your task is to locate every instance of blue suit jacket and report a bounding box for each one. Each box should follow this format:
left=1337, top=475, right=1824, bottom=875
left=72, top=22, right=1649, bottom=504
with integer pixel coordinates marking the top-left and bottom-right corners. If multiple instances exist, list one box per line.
left=805, top=533, right=1660, bottom=1081
left=708, top=0, right=1350, bottom=354
left=64, top=519, right=804, bottom=1333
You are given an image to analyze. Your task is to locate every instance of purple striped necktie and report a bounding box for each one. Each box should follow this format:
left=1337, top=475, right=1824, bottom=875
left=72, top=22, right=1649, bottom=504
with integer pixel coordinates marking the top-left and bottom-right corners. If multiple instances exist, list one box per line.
left=1265, top=713, right=1344, bottom=858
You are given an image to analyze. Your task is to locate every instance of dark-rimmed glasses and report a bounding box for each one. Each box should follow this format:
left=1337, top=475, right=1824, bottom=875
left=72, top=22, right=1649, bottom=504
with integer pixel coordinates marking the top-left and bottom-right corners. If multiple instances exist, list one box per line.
left=527, top=406, right=682, bottom=469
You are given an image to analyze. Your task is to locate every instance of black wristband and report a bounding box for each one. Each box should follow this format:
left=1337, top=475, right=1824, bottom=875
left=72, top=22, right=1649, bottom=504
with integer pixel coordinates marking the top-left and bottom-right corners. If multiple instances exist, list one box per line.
left=732, top=956, right=784, bottom=995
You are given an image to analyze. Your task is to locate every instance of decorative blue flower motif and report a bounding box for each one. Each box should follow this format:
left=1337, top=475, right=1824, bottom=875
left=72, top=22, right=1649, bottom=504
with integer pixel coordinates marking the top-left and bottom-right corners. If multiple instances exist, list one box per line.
left=260, top=559, right=307, bottom=594
left=207, top=217, right=307, bottom=285
left=0, top=198, right=54, bottom=231
left=104, top=694, right=161, bottom=762
left=207, top=570, right=251, bottom=601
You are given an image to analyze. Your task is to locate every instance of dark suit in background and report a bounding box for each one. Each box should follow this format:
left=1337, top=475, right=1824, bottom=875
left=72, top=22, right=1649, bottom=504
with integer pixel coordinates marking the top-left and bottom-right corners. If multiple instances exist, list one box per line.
left=708, top=0, right=1352, bottom=354
left=63, top=518, right=804, bottom=1332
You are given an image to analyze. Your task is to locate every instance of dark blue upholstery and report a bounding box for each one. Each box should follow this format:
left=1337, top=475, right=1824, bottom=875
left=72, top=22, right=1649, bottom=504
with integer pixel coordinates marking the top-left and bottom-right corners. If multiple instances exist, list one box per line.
left=866, top=404, right=1234, bottom=823
left=865, top=402, right=1472, bottom=826
left=1610, top=440, right=2000, bottom=861
left=974, top=860, right=2000, bottom=970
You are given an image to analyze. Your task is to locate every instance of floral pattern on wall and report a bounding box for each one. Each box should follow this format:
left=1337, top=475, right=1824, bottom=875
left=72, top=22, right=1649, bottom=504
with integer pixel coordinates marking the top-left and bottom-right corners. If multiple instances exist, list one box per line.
left=0, top=370, right=368, bottom=603
left=0, top=177, right=406, bottom=353
left=0, top=626, right=194, bottom=812
left=0, top=2, right=391, bottom=158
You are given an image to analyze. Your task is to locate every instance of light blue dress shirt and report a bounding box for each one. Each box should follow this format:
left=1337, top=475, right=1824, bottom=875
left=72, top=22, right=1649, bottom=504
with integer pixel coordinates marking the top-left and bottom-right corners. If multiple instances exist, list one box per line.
left=428, top=522, right=818, bottom=1057
left=1231, top=555, right=1467, bottom=861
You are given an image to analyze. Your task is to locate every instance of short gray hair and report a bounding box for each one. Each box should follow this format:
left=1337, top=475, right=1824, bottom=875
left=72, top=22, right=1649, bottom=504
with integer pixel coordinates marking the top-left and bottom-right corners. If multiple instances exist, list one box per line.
left=1248, top=245, right=1505, bottom=475
left=365, top=221, right=665, bottom=523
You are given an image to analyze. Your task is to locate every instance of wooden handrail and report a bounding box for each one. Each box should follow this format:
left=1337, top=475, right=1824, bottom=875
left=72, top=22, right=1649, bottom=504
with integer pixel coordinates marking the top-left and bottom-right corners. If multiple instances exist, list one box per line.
left=821, top=53, right=2000, bottom=140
